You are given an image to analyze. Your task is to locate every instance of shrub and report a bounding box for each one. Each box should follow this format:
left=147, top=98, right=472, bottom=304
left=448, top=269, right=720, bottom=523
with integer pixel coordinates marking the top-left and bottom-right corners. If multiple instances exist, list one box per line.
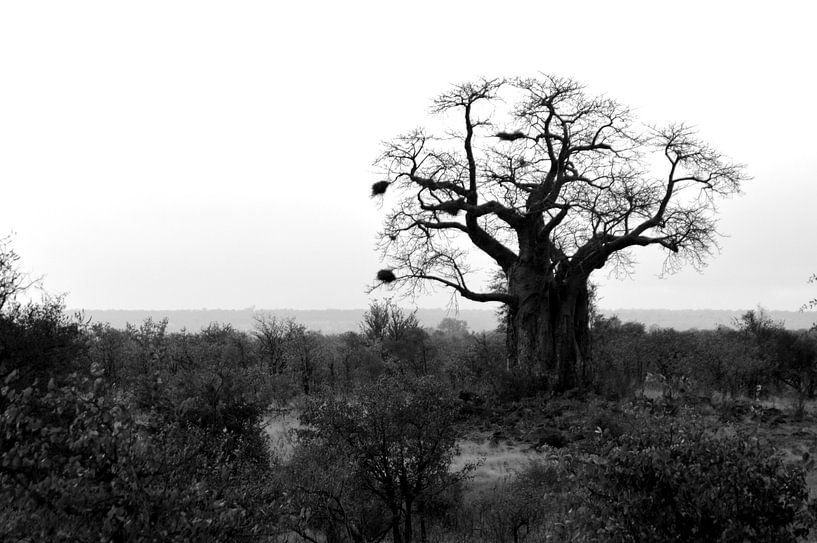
left=132, top=325, right=274, bottom=462
left=291, top=375, right=470, bottom=543
left=280, top=436, right=392, bottom=542
left=0, top=297, right=88, bottom=389
left=0, top=372, right=280, bottom=542
left=591, top=316, right=648, bottom=399
left=473, top=461, right=568, bottom=542
left=586, top=414, right=817, bottom=542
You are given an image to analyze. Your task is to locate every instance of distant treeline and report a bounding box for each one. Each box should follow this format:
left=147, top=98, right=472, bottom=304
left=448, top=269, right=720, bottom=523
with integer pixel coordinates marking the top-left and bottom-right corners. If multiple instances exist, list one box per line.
left=607, top=308, right=817, bottom=331
left=77, top=307, right=817, bottom=333
left=77, top=308, right=502, bottom=333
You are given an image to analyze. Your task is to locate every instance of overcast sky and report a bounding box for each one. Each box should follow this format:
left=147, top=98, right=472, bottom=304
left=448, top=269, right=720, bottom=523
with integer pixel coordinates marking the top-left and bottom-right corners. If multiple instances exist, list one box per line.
left=1, top=1, right=815, bottom=311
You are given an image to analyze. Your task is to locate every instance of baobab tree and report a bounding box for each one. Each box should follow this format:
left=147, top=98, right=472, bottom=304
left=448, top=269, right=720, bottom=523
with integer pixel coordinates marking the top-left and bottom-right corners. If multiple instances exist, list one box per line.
left=371, top=76, right=747, bottom=391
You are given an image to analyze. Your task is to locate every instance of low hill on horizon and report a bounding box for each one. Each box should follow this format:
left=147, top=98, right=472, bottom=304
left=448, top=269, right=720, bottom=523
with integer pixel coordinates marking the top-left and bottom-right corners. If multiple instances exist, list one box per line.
left=606, top=308, right=816, bottom=332
left=78, top=307, right=817, bottom=334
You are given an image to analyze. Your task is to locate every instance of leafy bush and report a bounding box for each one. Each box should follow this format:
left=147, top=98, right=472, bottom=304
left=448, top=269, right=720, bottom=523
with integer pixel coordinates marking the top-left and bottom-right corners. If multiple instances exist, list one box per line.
left=586, top=414, right=817, bottom=542
left=289, top=375, right=470, bottom=543
left=464, top=460, right=577, bottom=543
left=0, top=372, right=280, bottom=542
left=280, top=436, right=392, bottom=542
left=0, top=297, right=88, bottom=388
left=131, top=324, right=275, bottom=462
left=591, top=316, right=648, bottom=399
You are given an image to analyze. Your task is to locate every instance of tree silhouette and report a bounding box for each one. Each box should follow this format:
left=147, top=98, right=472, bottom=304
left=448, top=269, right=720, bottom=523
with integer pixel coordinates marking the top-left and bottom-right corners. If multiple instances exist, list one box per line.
left=372, top=76, right=747, bottom=390
left=0, top=236, right=38, bottom=312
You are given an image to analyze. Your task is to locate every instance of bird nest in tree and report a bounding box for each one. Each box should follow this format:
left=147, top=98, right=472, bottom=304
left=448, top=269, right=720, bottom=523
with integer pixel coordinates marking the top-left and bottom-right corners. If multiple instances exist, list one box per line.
left=438, top=203, right=461, bottom=216
left=377, top=269, right=396, bottom=283
left=371, top=181, right=390, bottom=196
left=496, top=131, right=526, bottom=141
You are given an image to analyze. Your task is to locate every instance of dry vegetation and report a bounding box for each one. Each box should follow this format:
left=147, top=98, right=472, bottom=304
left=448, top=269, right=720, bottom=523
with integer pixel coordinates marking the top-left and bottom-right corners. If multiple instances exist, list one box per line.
left=3, top=237, right=817, bottom=541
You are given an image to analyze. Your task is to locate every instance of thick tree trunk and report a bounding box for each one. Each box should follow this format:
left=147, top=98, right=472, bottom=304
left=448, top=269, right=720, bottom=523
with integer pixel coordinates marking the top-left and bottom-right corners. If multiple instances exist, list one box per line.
left=391, top=511, right=402, bottom=543
left=403, top=504, right=412, bottom=543
left=506, top=267, right=591, bottom=392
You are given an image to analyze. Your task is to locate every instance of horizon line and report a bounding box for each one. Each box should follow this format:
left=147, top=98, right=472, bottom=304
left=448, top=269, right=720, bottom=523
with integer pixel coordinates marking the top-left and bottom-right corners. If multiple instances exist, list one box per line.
left=72, top=307, right=817, bottom=313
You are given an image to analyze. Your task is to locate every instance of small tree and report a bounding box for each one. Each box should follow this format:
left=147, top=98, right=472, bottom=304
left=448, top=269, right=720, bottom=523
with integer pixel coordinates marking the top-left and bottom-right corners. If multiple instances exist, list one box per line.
left=298, top=376, right=470, bottom=543
left=361, top=300, right=429, bottom=375
left=774, top=330, right=817, bottom=419
left=737, top=309, right=817, bottom=417
left=436, top=317, right=470, bottom=338
left=124, top=317, right=169, bottom=376
left=87, top=322, right=128, bottom=381
left=285, top=320, right=323, bottom=395
left=253, top=313, right=289, bottom=375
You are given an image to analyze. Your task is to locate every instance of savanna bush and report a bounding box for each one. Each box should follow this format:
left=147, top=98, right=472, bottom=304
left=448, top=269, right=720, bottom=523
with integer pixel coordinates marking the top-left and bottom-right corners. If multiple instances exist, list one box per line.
left=0, top=297, right=88, bottom=389
left=586, top=413, right=817, bottom=542
left=132, top=325, right=275, bottom=462
left=0, top=372, right=280, bottom=542
left=285, top=375, right=469, bottom=543
left=453, top=458, right=581, bottom=543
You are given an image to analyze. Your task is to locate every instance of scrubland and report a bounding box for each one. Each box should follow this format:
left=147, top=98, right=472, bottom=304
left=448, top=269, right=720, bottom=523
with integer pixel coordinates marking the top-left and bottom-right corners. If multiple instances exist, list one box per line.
left=3, top=296, right=817, bottom=541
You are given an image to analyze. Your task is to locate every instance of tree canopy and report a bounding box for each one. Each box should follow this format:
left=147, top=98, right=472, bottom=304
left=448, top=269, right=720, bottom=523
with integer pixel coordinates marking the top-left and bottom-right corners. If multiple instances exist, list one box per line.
left=372, top=75, right=748, bottom=386
left=374, top=76, right=747, bottom=302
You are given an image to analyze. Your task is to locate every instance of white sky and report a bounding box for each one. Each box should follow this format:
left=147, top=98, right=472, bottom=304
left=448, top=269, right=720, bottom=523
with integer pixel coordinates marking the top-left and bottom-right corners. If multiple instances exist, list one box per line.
left=1, top=1, right=815, bottom=311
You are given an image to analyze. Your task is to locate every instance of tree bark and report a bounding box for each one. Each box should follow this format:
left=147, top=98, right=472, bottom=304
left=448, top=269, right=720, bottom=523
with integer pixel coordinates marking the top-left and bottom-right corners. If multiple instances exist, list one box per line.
left=391, top=510, right=402, bottom=543
left=403, top=504, right=412, bottom=543
left=506, top=266, right=591, bottom=392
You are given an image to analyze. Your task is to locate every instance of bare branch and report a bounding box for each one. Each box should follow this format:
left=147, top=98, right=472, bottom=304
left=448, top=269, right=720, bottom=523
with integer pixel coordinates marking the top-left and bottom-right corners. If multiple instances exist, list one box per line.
left=372, top=74, right=748, bottom=303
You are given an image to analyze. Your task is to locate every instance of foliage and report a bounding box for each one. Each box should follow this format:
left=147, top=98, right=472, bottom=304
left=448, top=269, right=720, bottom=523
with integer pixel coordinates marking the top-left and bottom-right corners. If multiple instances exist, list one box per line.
left=459, top=459, right=581, bottom=543
left=591, top=315, right=648, bottom=398
left=586, top=413, right=817, bottom=542
left=121, top=317, right=170, bottom=382
left=0, top=372, right=280, bottom=542
left=87, top=321, right=129, bottom=383
left=695, top=327, right=765, bottom=398
left=292, top=375, right=470, bottom=543
left=331, top=331, right=386, bottom=391
left=284, top=319, right=326, bottom=395
left=133, top=323, right=274, bottom=461
left=360, top=300, right=430, bottom=376
left=0, top=296, right=88, bottom=390
left=436, top=317, right=470, bottom=338
left=253, top=313, right=289, bottom=375
left=737, top=309, right=817, bottom=417
left=591, top=317, right=772, bottom=401
left=437, top=330, right=505, bottom=398
left=281, top=436, right=392, bottom=542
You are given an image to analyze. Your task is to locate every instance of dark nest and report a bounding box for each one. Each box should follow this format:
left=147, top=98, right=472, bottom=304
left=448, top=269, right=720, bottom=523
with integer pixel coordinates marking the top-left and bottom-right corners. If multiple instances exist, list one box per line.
left=376, top=269, right=397, bottom=283
left=371, top=181, right=390, bottom=197
left=438, top=202, right=461, bottom=216
left=496, top=131, right=526, bottom=141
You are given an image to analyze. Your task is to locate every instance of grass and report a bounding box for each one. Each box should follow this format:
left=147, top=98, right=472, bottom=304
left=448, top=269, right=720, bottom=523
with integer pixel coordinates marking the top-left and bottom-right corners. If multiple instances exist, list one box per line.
left=452, top=438, right=546, bottom=492
left=263, top=409, right=301, bottom=461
